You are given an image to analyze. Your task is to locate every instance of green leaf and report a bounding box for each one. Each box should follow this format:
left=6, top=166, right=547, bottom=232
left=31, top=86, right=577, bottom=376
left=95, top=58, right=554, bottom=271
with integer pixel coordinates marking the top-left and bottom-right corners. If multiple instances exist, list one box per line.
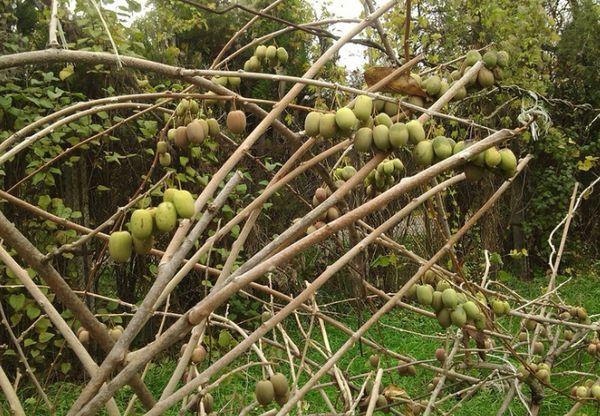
left=26, top=305, right=41, bottom=320
left=9, top=293, right=26, bottom=311
left=24, top=338, right=36, bottom=347
left=60, top=362, right=71, bottom=374
left=39, top=332, right=54, bottom=343
left=59, top=65, right=74, bottom=81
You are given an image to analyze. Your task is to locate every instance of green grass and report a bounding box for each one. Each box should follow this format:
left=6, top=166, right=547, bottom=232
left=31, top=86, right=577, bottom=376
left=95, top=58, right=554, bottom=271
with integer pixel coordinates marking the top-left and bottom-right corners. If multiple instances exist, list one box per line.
left=2, top=268, right=599, bottom=415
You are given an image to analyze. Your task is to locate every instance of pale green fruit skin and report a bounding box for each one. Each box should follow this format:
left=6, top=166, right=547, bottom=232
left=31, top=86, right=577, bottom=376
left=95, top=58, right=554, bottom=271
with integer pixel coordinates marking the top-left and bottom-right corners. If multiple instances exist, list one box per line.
left=453, top=140, right=466, bottom=154
left=498, top=149, right=517, bottom=171
left=212, top=76, right=228, bottom=87
left=497, top=51, right=509, bottom=68
left=384, top=101, right=399, bottom=116
left=483, top=50, right=498, bottom=68
left=164, top=188, right=177, bottom=203
left=335, top=107, right=357, bottom=131
left=354, top=127, right=373, bottom=152
left=159, top=153, right=171, bottom=166
left=464, top=50, right=482, bottom=66
left=319, top=114, right=337, bottom=138
left=484, top=147, right=502, bottom=167
left=413, top=140, right=434, bottom=166
left=157, top=141, right=168, bottom=154
left=452, top=84, right=467, bottom=100
left=341, top=165, right=357, bottom=180
left=304, top=111, right=322, bottom=137
left=353, top=95, right=373, bottom=121
left=173, top=190, right=195, bottom=219
left=407, top=95, right=425, bottom=108
left=416, top=284, right=434, bottom=306
left=406, top=120, right=426, bottom=143
left=255, top=380, right=275, bottom=405
left=441, top=288, right=458, bottom=308
left=246, top=56, right=261, bottom=71
left=133, top=235, right=154, bottom=255
left=477, top=67, right=495, bottom=88
left=438, top=79, right=450, bottom=96
left=389, top=123, right=409, bottom=148
left=130, top=209, right=154, bottom=240
left=270, top=373, right=289, bottom=397
left=255, top=45, right=267, bottom=59
left=432, top=291, right=444, bottom=312
left=276, top=47, right=288, bottom=64
left=383, top=160, right=395, bottom=175
left=451, top=305, right=467, bottom=327
left=186, top=119, right=206, bottom=144
left=155, top=202, right=178, bottom=233
left=591, top=384, right=600, bottom=399
left=372, top=125, right=390, bottom=151
left=109, top=231, right=133, bottom=263
left=392, top=158, right=404, bottom=172
left=228, top=76, right=241, bottom=87
left=374, top=113, right=392, bottom=128
left=432, top=136, right=453, bottom=160
left=373, top=99, right=385, bottom=112
left=410, top=72, right=422, bottom=85
left=207, top=118, right=220, bottom=137
left=424, top=76, right=441, bottom=96
left=266, top=45, right=277, bottom=60
left=463, top=301, right=481, bottom=320
left=167, top=128, right=176, bottom=141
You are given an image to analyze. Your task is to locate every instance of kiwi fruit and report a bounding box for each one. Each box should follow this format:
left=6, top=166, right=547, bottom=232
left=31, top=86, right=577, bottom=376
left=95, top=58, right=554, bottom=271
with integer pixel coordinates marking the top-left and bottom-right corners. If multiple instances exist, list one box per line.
left=353, top=127, right=373, bottom=153
left=406, top=120, right=426, bottom=143
left=207, top=118, right=220, bottom=137
left=319, top=114, right=338, bottom=138
left=497, top=51, right=509, bottom=68
left=389, top=123, right=409, bottom=148
left=187, top=119, right=206, bottom=144
left=462, top=301, right=481, bottom=320
left=498, top=148, right=517, bottom=171
left=133, top=235, right=154, bottom=255
left=335, top=107, right=357, bottom=131
left=416, top=284, right=434, bottom=306
left=108, top=326, right=123, bottom=342
left=167, top=128, right=176, bottom=141
left=451, top=305, right=467, bottom=327
left=424, top=75, right=442, bottom=96
left=533, top=341, right=545, bottom=354
left=384, top=101, right=399, bottom=116
left=413, top=140, right=434, bottom=166
left=482, top=50, right=498, bottom=68
left=374, top=113, right=392, bottom=128
left=130, top=209, right=153, bottom=240
left=255, top=45, right=267, bottom=59
left=109, top=231, right=133, bottom=263
left=270, top=373, right=288, bottom=397
left=212, top=76, right=228, bottom=87
left=353, top=95, right=373, bottom=121
left=477, top=67, right=495, bottom=88
left=155, top=202, right=178, bottom=233
left=266, top=45, right=277, bottom=60
left=157, top=141, right=168, bottom=154
left=436, top=308, right=452, bottom=328
left=201, top=393, right=214, bottom=413
left=441, top=288, right=458, bottom=308
left=464, top=50, right=482, bottom=66
left=226, top=110, right=246, bottom=134
left=341, top=165, right=357, bottom=180
left=304, top=111, right=322, bottom=137
left=432, top=291, right=443, bottom=312
left=276, top=47, right=288, bottom=64
left=228, top=76, right=241, bottom=88
left=432, top=136, right=453, bottom=160
left=174, top=126, right=189, bottom=148
left=191, top=345, right=207, bottom=363
left=369, top=354, right=379, bottom=368
left=77, top=328, right=90, bottom=344
left=435, top=348, right=446, bottom=363
left=173, top=190, right=195, bottom=219
left=255, top=380, right=275, bottom=406
left=373, top=125, right=390, bottom=151
left=159, top=152, right=171, bottom=166
left=261, top=311, right=271, bottom=322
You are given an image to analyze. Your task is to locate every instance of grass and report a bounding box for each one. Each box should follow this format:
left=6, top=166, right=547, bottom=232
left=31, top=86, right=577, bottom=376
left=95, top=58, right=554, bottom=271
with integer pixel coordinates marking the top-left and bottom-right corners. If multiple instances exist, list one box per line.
left=2, top=267, right=599, bottom=415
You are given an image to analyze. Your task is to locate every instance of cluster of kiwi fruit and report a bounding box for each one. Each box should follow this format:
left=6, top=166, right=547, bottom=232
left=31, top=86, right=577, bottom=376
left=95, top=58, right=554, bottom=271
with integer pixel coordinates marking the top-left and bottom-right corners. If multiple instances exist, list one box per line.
left=571, top=380, right=600, bottom=400
left=108, top=188, right=195, bottom=263
left=255, top=373, right=289, bottom=407
left=358, top=381, right=390, bottom=414
left=517, top=361, right=551, bottom=383
left=586, top=339, right=600, bottom=357
left=75, top=323, right=122, bottom=345
left=211, top=74, right=242, bottom=89
left=364, top=158, right=404, bottom=195
left=407, top=271, right=493, bottom=330
left=244, top=44, right=289, bottom=72
left=458, top=49, right=510, bottom=89
left=302, top=186, right=341, bottom=234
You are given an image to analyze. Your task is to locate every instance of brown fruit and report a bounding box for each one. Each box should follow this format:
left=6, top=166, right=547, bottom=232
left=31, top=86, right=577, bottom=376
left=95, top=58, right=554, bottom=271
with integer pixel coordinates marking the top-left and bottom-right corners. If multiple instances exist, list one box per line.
left=314, top=187, right=328, bottom=203
left=174, top=126, right=189, bottom=148
left=201, top=393, right=214, bottom=413
left=255, top=380, right=275, bottom=406
left=269, top=372, right=288, bottom=398
left=533, top=341, right=544, bottom=354
left=77, top=328, right=90, bottom=344
left=191, top=345, right=207, bottom=363
left=435, top=348, right=446, bottom=363
left=369, top=354, right=380, bottom=368
left=186, top=119, right=206, bottom=144
left=226, top=110, right=246, bottom=134
left=326, top=206, right=340, bottom=221
left=109, top=326, right=123, bottom=342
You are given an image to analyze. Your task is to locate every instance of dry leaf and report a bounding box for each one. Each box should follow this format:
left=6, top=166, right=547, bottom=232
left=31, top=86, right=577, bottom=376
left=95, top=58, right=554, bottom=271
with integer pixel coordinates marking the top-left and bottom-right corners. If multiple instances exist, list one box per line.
left=364, top=66, right=427, bottom=97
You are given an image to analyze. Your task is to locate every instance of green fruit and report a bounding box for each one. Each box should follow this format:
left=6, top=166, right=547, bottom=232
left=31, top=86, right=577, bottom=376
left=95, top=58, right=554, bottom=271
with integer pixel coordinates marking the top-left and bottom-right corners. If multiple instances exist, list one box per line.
left=451, top=305, right=467, bottom=327
left=176, top=99, right=189, bottom=115
left=207, top=118, right=220, bottom=137
left=383, top=160, right=395, bottom=175
left=477, top=67, right=495, bottom=88
left=374, top=113, right=392, bottom=128
left=432, top=291, right=443, bottom=312
left=491, top=300, right=506, bottom=315
left=186, top=119, right=206, bottom=144
left=164, top=188, right=177, bottom=203
left=498, top=148, right=517, bottom=171
left=304, top=111, right=322, bottom=137
left=438, top=79, right=450, bottom=97
left=535, top=369, right=550, bottom=382
left=226, top=110, right=246, bottom=134
left=270, top=373, right=289, bottom=397
left=133, top=235, right=154, bottom=255
left=497, top=51, right=509, bottom=68
left=590, top=385, right=600, bottom=399
left=450, top=70, right=461, bottom=81
left=173, top=190, right=195, bottom=219
left=266, top=45, right=277, bottom=60
left=255, top=380, right=275, bottom=406
left=159, top=153, right=171, bottom=166
left=354, top=127, right=373, bottom=152
left=167, top=128, right=176, bottom=141
left=451, top=83, right=468, bottom=100
left=493, top=67, right=504, bottom=81
left=406, top=120, right=426, bottom=143
left=373, top=99, right=385, bottom=112
left=109, top=231, right=132, bottom=263
left=463, top=301, right=481, bottom=320
left=228, top=76, right=241, bottom=87
left=441, top=288, right=458, bottom=308
left=255, top=45, right=267, bottom=59
left=243, top=60, right=254, bottom=72
left=326, top=206, right=340, bottom=221
left=484, top=147, right=502, bottom=167
left=474, top=315, right=486, bottom=330
left=425, top=75, right=441, bottom=96
left=392, top=158, right=404, bottom=173
left=130, top=209, right=154, bottom=240
left=155, top=202, right=178, bottom=233
left=353, top=95, right=373, bottom=121
left=384, top=101, right=399, bottom=116
left=437, top=308, right=452, bottom=328
left=432, top=136, right=453, bottom=160
left=373, top=125, right=390, bottom=151
left=462, top=65, right=477, bottom=86
left=246, top=56, right=261, bottom=71
left=410, top=72, right=422, bottom=85
left=389, top=123, right=409, bottom=148
left=319, top=114, right=337, bottom=138
left=413, top=140, right=434, bottom=166
left=406, top=284, right=417, bottom=299
left=482, top=50, right=498, bottom=68
left=416, top=284, right=434, bottom=306
left=464, top=50, right=482, bottom=66
left=276, top=47, right=288, bottom=64
left=576, top=386, right=589, bottom=399
left=174, top=126, right=188, bottom=148
left=407, top=95, right=425, bottom=108
left=436, top=280, right=451, bottom=291
left=157, top=141, right=168, bottom=154
left=376, top=395, right=388, bottom=410
left=335, top=107, right=357, bottom=131
left=341, top=165, right=357, bottom=180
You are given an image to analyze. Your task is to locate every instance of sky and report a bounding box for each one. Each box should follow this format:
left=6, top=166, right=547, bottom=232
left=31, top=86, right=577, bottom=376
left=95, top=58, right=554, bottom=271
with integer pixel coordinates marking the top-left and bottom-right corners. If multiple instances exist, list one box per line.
left=102, top=0, right=371, bottom=71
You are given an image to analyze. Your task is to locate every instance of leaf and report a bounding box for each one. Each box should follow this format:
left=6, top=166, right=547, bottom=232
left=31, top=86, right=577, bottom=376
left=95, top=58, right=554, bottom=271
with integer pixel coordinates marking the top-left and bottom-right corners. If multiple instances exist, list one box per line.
left=26, top=305, right=41, bottom=320
left=24, top=338, right=36, bottom=347
left=60, top=362, right=71, bottom=374
left=9, top=293, right=26, bottom=311
left=364, top=67, right=427, bottom=96
left=39, top=332, right=54, bottom=343
left=59, top=65, right=74, bottom=81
